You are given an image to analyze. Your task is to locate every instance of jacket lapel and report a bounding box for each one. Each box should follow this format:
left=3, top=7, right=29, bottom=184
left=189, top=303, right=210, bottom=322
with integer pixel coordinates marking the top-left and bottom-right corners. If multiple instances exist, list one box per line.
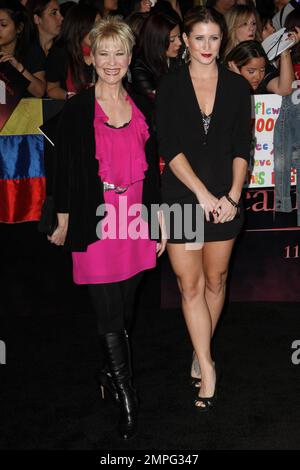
left=181, top=63, right=225, bottom=140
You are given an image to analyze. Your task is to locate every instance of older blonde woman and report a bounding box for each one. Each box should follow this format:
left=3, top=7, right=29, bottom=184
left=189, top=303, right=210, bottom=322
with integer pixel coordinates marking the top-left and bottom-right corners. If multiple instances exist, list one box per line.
left=49, top=16, right=164, bottom=439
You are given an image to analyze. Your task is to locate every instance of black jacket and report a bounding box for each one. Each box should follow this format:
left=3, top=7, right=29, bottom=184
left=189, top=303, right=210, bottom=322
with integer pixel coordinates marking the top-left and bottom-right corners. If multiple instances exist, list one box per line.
left=53, top=86, right=160, bottom=251
left=156, top=63, right=252, bottom=204
left=131, top=54, right=183, bottom=98
left=131, top=54, right=157, bottom=98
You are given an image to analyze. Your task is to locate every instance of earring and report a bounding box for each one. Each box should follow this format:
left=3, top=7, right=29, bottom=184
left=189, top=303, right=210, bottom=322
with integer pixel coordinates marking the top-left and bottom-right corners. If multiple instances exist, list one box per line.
left=126, top=68, right=132, bottom=83
left=92, top=65, right=97, bottom=84
left=183, top=47, right=190, bottom=63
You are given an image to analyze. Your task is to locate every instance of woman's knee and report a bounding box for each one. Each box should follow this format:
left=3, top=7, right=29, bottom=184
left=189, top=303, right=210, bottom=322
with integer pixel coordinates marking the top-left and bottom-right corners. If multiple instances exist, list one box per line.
left=205, top=270, right=228, bottom=296
left=177, top=276, right=206, bottom=303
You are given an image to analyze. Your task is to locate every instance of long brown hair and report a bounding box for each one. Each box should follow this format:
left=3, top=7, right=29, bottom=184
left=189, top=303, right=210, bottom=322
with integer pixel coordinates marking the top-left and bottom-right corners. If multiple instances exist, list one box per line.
left=56, top=3, right=98, bottom=92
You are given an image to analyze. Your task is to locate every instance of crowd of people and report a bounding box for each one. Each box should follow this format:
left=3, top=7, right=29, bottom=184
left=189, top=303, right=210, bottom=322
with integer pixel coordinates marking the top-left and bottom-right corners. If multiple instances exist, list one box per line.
left=1, top=0, right=300, bottom=441
left=1, top=0, right=299, bottom=99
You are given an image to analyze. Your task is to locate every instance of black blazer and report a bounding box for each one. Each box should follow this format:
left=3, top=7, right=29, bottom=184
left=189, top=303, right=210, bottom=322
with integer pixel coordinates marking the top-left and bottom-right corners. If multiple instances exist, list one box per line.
left=156, top=63, right=252, bottom=204
left=53, top=86, right=160, bottom=252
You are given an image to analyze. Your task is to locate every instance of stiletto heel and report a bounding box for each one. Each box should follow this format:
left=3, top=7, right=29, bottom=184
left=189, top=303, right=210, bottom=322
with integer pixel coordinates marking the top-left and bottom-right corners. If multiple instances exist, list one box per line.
left=190, top=351, right=201, bottom=388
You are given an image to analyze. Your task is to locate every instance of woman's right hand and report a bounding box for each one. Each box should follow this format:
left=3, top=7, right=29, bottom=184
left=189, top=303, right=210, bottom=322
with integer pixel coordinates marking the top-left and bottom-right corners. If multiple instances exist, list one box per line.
left=0, top=52, right=22, bottom=72
left=196, top=188, right=219, bottom=223
left=47, top=213, right=69, bottom=246
left=287, top=26, right=300, bottom=47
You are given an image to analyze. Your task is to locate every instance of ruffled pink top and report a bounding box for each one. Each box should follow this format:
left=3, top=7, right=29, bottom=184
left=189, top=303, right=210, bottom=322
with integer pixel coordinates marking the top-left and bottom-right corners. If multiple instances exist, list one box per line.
left=94, top=94, right=149, bottom=186
left=71, top=94, right=157, bottom=285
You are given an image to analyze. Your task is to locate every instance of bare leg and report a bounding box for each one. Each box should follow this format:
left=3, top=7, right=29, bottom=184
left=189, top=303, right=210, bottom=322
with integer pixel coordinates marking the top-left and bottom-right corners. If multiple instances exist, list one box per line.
left=203, top=239, right=235, bottom=332
left=191, top=239, right=236, bottom=382
left=167, top=243, right=216, bottom=406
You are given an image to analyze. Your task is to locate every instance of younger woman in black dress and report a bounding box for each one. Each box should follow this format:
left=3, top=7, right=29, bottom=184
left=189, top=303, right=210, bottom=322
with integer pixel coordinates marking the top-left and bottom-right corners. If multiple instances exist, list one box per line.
left=156, top=7, right=252, bottom=411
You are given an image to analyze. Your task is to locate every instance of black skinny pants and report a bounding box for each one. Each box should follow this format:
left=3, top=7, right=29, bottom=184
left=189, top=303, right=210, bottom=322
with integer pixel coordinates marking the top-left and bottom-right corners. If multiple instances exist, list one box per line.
left=87, top=273, right=143, bottom=335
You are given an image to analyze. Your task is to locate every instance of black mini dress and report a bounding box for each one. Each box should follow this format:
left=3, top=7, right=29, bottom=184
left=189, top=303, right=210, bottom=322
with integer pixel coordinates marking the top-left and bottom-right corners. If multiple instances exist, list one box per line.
left=156, top=63, right=252, bottom=244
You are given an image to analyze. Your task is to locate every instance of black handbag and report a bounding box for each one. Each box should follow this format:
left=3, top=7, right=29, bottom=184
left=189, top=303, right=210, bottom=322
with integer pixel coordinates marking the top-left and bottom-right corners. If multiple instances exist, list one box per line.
left=38, top=195, right=58, bottom=236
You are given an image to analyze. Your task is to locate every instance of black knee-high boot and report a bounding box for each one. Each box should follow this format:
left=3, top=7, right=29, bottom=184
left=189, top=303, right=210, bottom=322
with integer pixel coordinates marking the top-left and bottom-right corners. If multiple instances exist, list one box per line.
left=98, top=365, right=120, bottom=404
left=100, top=330, right=138, bottom=440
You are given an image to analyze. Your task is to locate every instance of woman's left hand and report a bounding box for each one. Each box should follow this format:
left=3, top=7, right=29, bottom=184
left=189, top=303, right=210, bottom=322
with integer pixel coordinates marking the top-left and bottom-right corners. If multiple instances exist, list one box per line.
left=214, top=196, right=237, bottom=224
left=47, top=213, right=69, bottom=246
left=156, top=210, right=167, bottom=257
left=287, top=26, right=300, bottom=46
left=0, top=52, right=23, bottom=72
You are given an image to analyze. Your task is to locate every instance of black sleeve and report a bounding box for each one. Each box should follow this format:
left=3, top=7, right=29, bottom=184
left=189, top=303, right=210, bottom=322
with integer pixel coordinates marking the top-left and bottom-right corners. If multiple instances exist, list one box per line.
left=232, top=78, right=252, bottom=163
left=131, top=57, right=157, bottom=97
left=46, top=45, right=68, bottom=87
left=143, top=133, right=161, bottom=204
left=53, top=102, right=73, bottom=213
left=155, top=74, right=182, bottom=164
left=258, top=62, right=280, bottom=93
left=23, top=42, right=46, bottom=75
left=40, top=108, right=64, bottom=197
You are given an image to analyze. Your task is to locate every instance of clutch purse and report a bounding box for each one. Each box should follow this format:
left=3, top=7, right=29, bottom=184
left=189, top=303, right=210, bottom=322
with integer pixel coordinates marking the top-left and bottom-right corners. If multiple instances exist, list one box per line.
left=38, top=195, right=58, bottom=236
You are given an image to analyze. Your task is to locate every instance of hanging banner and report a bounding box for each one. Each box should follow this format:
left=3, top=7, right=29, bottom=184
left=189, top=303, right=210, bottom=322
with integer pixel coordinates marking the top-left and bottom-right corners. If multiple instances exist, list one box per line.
left=248, top=94, right=283, bottom=188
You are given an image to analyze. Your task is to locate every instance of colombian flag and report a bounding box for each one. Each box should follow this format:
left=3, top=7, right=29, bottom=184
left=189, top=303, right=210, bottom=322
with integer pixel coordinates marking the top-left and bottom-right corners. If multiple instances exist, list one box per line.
left=0, top=98, right=45, bottom=223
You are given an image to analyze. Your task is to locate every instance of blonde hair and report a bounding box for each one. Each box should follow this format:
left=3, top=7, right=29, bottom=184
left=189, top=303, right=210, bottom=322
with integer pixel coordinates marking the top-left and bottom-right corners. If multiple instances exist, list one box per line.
left=224, top=5, right=261, bottom=58
left=89, top=15, right=135, bottom=57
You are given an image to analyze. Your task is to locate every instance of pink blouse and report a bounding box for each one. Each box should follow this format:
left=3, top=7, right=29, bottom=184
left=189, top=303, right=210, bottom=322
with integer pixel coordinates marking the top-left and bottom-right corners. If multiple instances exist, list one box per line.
left=94, top=94, right=149, bottom=186
left=71, top=95, right=157, bottom=285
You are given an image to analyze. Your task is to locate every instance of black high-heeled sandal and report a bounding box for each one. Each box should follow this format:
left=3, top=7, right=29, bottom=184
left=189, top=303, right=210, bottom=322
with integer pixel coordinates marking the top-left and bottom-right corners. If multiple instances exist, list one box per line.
left=190, top=376, right=201, bottom=388
left=194, top=394, right=216, bottom=412
left=194, top=366, right=219, bottom=412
